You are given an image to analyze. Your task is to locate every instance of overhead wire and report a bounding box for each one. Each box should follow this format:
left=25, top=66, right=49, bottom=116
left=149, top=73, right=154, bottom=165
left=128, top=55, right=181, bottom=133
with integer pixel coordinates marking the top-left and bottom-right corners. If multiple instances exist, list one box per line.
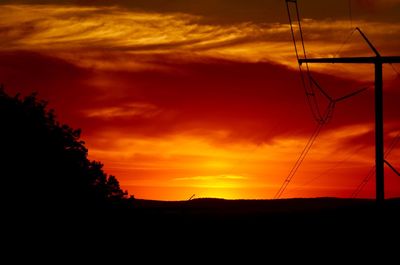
left=274, top=122, right=324, bottom=198
left=334, top=28, right=356, bottom=58
left=351, top=168, right=375, bottom=198
left=348, top=0, right=353, bottom=28
left=335, top=0, right=356, bottom=59
left=287, top=0, right=331, bottom=124
left=389, top=63, right=400, bottom=78
left=290, top=147, right=359, bottom=196
left=278, top=0, right=368, bottom=199
left=283, top=0, right=397, bottom=200
left=352, top=131, right=400, bottom=197
left=274, top=102, right=336, bottom=199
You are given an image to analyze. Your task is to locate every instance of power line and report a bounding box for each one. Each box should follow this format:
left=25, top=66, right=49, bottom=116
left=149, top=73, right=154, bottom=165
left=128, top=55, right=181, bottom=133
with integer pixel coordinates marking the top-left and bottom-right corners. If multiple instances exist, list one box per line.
left=351, top=167, right=375, bottom=198
left=287, top=0, right=328, bottom=123
left=291, top=147, right=358, bottom=196
left=274, top=85, right=366, bottom=199
left=386, top=132, right=400, bottom=155
left=286, top=0, right=399, bottom=203
left=348, top=0, right=353, bottom=28
left=287, top=1, right=365, bottom=124
left=389, top=63, right=400, bottom=78
left=334, top=28, right=356, bottom=58
left=278, top=0, right=368, bottom=199
left=384, top=160, right=400, bottom=177
left=274, top=92, right=365, bottom=199
left=352, top=131, right=400, bottom=198
left=274, top=121, right=324, bottom=199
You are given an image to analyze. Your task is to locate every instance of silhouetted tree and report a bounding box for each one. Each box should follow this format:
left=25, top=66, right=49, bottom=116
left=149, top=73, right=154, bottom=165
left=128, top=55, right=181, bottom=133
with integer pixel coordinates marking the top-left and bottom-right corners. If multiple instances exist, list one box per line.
left=107, top=175, right=127, bottom=199
left=0, top=87, right=127, bottom=211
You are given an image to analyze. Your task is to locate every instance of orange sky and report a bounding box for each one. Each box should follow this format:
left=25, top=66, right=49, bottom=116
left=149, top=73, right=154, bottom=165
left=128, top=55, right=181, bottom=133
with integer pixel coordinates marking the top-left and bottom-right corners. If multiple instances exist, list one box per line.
left=0, top=0, right=399, bottom=200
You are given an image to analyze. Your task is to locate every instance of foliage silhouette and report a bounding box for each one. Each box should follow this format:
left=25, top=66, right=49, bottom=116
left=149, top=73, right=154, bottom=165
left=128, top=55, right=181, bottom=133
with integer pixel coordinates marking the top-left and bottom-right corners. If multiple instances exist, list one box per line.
left=0, top=87, right=127, bottom=211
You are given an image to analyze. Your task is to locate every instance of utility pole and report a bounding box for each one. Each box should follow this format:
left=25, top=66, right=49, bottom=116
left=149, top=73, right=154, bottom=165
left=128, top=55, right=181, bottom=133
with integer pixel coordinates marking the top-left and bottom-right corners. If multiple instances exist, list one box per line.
left=285, top=0, right=400, bottom=204
left=299, top=54, right=400, bottom=204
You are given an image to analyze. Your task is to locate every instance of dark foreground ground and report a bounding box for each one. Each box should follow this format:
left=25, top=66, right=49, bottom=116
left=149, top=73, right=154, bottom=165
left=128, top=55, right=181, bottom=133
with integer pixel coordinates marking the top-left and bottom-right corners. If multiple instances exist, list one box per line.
left=127, top=197, right=400, bottom=226
left=10, top=198, right=400, bottom=258
left=18, top=197, right=400, bottom=234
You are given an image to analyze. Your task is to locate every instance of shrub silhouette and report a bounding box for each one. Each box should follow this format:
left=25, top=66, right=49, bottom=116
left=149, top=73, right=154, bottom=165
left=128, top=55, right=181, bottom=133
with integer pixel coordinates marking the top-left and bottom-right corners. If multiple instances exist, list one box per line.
left=0, top=87, right=127, bottom=211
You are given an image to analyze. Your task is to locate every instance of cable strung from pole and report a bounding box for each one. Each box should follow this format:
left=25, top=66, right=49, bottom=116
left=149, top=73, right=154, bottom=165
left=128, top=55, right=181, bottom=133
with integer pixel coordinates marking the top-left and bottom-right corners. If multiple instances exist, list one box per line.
left=291, top=147, right=358, bottom=195
left=287, top=1, right=370, bottom=124
left=351, top=168, right=375, bottom=198
left=278, top=1, right=368, bottom=199
left=348, top=0, right=353, bottom=28
left=387, top=132, right=400, bottom=155
left=274, top=103, right=335, bottom=199
left=389, top=63, right=400, bottom=78
left=287, top=0, right=329, bottom=124
left=334, top=28, right=356, bottom=58
left=334, top=0, right=356, bottom=59
left=274, top=122, right=323, bottom=199
left=286, top=0, right=358, bottom=125
left=352, top=131, right=400, bottom=198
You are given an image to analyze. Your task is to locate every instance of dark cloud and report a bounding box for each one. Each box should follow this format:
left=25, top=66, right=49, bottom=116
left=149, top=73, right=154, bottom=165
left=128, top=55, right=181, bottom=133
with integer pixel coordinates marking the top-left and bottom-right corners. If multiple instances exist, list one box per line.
left=3, top=50, right=398, bottom=148
left=0, top=51, right=96, bottom=127
left=3, top=0, right=400, bottom=24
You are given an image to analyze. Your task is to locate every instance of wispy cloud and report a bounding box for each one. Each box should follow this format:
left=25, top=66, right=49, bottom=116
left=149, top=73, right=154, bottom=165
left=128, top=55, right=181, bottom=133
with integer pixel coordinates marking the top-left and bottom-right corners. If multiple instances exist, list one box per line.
left=1, top=4, right=399, bottom=77
left=83, top=102, right=162, bottom=119
left=0, top=4, right=272, bottom=53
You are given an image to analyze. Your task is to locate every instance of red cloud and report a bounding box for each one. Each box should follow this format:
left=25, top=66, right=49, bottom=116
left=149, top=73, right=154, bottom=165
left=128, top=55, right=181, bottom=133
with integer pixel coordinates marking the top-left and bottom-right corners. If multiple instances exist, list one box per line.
left=1, top=51, right=399, bottom=146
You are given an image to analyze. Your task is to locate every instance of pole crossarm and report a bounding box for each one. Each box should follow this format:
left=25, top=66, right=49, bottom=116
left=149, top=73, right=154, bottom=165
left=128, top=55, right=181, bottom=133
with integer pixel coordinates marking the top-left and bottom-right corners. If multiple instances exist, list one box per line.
left=298, top=54, right=400, bottom=204
left=286, top=0, right=399, bottom=204
left=299, top=56, right=400, bottom=65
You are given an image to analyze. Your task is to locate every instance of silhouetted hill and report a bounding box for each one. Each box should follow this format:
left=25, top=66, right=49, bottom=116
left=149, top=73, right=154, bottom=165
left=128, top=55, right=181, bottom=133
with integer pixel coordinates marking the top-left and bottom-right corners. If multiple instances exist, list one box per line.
left=129, top=197, right=400, bottom=220
left=92, top=197, right=399, bottom=235
left=70, top=197, right=400, bottom=248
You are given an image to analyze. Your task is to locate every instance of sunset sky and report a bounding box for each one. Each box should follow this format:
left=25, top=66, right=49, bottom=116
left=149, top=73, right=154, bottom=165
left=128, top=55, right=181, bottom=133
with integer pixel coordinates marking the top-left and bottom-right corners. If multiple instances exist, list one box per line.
left=1, top=0, right=399, bottom=200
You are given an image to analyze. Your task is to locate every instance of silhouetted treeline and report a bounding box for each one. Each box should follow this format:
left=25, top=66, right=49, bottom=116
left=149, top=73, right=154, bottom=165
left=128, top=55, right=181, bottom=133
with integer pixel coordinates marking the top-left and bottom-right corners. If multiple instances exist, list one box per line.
left=0, top=87, right=128, bottom=211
